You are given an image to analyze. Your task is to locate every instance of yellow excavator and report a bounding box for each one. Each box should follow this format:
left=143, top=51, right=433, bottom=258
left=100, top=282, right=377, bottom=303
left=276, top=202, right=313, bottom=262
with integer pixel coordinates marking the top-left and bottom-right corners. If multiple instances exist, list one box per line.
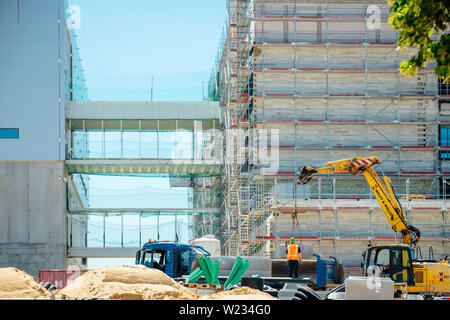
left=297, top=156, right=449, bottom=296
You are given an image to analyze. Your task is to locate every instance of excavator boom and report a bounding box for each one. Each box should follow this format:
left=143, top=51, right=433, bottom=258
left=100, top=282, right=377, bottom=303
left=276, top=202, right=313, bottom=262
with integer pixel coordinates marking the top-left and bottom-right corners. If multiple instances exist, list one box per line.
left=297, top=157, right=420, bottom=246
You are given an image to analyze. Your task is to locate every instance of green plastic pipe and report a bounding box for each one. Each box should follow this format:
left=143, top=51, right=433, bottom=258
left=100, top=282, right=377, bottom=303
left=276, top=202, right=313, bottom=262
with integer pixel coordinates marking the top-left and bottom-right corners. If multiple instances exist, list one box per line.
left=198, top=257, right=212, bottom=284
left=228, top=260, right=250, bottom=289
left=187, top=267, right=203, bottom=283
left=224, top=257, right=243, bottom=289
left=205, top=257, right=214, bottom=283
left=189, top=269, right=204, bottom=283
left=187, top=268, right=198, bottom=280
left=211, top=260, right=220, bottom=285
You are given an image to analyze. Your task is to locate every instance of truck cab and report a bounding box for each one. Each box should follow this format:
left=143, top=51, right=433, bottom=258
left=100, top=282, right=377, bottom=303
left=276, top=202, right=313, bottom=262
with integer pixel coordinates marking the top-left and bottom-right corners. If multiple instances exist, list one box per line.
left=135, top=241, right=210, bottom=278
left=362, top=244, right=415, bottom=286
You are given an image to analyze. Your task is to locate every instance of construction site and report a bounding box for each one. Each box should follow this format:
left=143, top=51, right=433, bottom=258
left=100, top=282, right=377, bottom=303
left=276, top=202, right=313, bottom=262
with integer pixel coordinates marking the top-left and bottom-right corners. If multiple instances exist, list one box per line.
left=0, top=0, right=449, bottom=301
left=207, top=0, right=449, bottom=266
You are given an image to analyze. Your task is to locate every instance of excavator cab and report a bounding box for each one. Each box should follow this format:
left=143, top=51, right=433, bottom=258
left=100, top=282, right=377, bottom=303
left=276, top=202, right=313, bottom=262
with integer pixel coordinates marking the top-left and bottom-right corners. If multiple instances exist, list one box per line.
left=362, top=245, right=415, bottom=286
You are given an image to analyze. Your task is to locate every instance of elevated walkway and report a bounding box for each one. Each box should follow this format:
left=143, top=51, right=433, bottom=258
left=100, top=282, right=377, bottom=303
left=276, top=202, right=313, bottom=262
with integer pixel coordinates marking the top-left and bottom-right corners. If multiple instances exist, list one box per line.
left=68, top=207, right=221, bottom=258
left=67, top=101, right=220, bottom=120
left=65, top=101, right=222, bottom=175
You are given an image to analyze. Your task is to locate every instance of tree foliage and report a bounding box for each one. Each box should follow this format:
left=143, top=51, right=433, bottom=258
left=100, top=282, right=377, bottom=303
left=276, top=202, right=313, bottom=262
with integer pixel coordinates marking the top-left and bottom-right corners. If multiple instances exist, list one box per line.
left=388, top=0, right=450, bottom=83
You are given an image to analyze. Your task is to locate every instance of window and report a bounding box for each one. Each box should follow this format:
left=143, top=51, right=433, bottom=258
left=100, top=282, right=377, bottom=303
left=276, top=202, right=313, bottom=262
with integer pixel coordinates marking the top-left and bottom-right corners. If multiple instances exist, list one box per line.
left=153, top=251, right=164, bottom=264
left=439, top=177, right=450, bottom=198
left=439, top=126, right=450, bottom=160
left=143, top=251, right=153, bottom=265
left=375, top=248, right=390, bottom=266
left=165, top=250, right=172, bottom=264
left=0, top=128, right=19, bottom=139
left=439, top=78, right=450, bottom=96
left=441, top=152, right=450, bottom=160
left=440, top=126, right=450, bottom=146
left=390, top=249, right=401, bottom=266
left=180, top=250, right=190, bottom=274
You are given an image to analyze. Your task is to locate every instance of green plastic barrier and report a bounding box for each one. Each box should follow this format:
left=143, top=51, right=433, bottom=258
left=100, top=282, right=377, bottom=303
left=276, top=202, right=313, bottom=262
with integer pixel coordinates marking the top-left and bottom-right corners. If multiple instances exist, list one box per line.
left=226, top=259, right=250, bottom=290
left=198, top=257, right=212, bottom=284
left=224, top=257, right=243, bottom=289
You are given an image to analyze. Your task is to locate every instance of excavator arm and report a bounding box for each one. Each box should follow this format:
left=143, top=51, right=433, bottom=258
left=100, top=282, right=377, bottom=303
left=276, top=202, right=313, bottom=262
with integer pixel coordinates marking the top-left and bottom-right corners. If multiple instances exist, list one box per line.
left=297, top=157, right=420, bottom=246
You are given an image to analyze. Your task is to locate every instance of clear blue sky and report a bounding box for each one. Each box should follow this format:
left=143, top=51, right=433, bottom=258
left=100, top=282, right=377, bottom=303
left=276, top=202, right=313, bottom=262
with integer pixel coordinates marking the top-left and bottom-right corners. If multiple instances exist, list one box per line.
left=68, top=0, right=226, bottom=101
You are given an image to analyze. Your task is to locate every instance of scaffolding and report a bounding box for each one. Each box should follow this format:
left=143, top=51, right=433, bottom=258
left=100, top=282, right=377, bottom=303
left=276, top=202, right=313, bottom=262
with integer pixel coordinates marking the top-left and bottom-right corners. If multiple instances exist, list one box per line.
left=211, top=0, right=448, bottom=260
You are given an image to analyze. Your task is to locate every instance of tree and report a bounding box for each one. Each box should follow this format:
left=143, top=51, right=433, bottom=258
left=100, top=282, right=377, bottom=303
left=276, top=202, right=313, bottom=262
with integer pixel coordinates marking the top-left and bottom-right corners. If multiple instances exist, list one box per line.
left=388, top=0, right=450, bottom=83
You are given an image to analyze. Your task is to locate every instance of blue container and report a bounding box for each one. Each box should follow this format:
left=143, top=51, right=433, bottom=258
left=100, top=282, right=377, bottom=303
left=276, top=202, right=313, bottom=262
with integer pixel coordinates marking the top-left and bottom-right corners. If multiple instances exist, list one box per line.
left=326, top=257, right=338, bottom=283
left=314, top=254, right=328, bottom=287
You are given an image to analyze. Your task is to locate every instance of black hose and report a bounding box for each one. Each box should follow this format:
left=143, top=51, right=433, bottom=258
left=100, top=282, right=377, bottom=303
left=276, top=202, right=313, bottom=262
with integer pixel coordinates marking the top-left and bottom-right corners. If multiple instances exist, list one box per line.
left=293, top=291, right=309, bottom=300
left=324, top=283, right=346, bottom=299
left=296, top=286, right=321, bottom=301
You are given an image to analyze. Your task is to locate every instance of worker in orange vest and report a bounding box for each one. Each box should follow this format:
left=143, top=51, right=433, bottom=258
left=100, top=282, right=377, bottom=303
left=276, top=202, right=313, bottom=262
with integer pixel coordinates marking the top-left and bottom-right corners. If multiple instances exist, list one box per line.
left=286, top=237, right=301, bottom=278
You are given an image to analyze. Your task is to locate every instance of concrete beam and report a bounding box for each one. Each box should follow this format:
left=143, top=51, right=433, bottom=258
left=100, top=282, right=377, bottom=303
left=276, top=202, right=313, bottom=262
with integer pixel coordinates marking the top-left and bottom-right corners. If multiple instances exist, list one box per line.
left=70, top=208, right=220, bottom=214
left=68, top=247, right=140, bottom=258
left=67, top=101, right=220, bottom=120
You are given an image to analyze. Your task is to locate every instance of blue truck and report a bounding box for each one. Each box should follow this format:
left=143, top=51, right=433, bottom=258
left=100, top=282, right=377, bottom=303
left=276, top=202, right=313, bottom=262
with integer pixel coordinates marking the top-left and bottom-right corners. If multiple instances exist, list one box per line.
left=135, top=241, right=210, bottom=278
left=135, top=240, right=344, bottom=289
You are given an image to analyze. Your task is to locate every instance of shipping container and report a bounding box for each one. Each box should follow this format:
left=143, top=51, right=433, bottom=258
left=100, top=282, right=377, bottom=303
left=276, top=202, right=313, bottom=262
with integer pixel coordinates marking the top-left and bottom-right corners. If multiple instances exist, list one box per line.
left=39, top=270, right=89, bottom=289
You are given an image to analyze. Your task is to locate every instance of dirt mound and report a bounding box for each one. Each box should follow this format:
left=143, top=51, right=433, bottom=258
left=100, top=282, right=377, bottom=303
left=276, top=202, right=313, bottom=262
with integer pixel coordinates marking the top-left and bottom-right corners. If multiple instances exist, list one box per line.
left=198, top=286, right=277, bottom=300
left=0, top=267, right=50, bottom=299
left=59, top=265, right=197, bottom=300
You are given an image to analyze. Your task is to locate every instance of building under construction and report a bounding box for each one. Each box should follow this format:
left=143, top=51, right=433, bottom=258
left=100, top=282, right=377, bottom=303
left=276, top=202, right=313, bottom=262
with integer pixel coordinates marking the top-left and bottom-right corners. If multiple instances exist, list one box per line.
left=208, top=0, right=449, bottom=266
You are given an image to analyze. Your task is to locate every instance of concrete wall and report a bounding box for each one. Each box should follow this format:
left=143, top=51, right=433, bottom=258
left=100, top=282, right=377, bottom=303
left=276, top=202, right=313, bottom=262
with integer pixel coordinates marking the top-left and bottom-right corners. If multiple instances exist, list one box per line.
left=0, top=0, right=68, bottom=160
left=0, top=161, right=67, bottom=277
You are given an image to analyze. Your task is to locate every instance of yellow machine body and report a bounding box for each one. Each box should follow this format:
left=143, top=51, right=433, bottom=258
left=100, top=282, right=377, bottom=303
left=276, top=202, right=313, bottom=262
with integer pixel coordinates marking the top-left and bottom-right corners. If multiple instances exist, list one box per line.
left=299, top=157, right=449, bottom=295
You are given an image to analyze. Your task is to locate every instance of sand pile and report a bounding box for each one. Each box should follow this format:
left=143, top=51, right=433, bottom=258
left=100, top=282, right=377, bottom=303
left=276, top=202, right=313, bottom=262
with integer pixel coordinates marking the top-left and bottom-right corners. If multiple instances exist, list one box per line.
left=198, top=286, right=277, bottom=300
left=0, top=267, right=51, bottom=299
left=59, top=265, right=197, bottom=300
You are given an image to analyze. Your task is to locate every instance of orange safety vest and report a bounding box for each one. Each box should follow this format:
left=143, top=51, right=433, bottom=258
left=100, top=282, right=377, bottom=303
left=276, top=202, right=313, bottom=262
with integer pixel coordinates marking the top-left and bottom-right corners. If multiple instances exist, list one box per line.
left=287, top=244, right=300, bottom=261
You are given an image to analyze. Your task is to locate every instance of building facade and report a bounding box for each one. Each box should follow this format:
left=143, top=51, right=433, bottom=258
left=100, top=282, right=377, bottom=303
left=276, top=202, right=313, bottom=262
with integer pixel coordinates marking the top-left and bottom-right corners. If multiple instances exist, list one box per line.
left=0, top=0, right=87, bottom=277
